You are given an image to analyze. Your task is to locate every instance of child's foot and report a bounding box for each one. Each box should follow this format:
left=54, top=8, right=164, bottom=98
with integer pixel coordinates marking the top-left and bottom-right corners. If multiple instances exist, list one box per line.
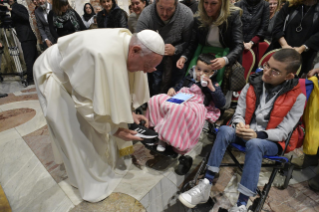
left=156, top=140, right=166, bottom=152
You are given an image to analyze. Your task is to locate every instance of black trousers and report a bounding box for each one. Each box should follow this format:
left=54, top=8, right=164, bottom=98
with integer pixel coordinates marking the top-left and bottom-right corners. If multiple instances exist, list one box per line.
left=21, top=40, right=38, bottom=82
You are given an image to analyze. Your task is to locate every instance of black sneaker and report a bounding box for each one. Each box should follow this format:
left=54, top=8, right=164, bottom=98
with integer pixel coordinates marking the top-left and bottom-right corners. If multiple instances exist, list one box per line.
left=129, top=123, right=158, bottom=139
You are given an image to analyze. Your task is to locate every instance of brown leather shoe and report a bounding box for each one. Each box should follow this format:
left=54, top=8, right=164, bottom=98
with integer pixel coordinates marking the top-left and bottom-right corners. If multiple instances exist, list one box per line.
left=291, top=154, right=318, bottom=169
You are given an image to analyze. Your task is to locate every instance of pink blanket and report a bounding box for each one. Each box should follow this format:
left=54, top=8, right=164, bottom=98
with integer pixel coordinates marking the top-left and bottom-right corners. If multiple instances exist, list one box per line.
left=147, top=84, right=220, bottom=154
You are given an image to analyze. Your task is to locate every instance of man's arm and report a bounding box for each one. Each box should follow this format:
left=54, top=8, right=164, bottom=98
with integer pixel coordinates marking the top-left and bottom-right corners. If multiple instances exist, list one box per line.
left=232, top=83, right=249, bottom=125
left=265, top=93, right=306, bottom=141
left=35, top=11, right=48, bottom=41
left=174, top=9, right=194, bottom=56
left=11, top=4, right=29, bottom=21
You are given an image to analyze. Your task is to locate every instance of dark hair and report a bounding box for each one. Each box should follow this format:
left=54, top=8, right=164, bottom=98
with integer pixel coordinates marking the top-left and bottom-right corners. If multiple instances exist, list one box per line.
left=83, top=3, right=95, bottom=15
left=52, top=0, right=69, bottom=15
left=139, top=0, right=149, bottom=6
left=156, top=0, right=178, bottom=6
left=100, top=0, right=117, bottom=10
left=272, top=49, right=301, bottom=74
left=197, top=53, right=216, bottom=65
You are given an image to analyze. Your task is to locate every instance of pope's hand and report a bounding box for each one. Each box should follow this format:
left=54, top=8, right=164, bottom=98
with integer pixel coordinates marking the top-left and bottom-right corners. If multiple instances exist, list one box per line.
left=132, top=112, right=149, bottom=128
left=114, top=128, right=143, bottom=141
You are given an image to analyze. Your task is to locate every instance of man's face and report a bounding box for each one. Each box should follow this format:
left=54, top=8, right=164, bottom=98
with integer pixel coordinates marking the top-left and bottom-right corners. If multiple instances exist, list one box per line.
left=156, top=0, right=176, bottom=22
left=131, top=0, right=146, bottom=15
left=262, top=57, right=294, bottom=86
left=37, top=0, right=47, bottom=6
left=8, top=0, right=15, bottom=6
left=142, top=53, right=163, bottom=73
left=32, top=0, right=37, bottom=6
left=128, top=46, right=163, bottom=73
left=95, top=6, right=102, bottom=13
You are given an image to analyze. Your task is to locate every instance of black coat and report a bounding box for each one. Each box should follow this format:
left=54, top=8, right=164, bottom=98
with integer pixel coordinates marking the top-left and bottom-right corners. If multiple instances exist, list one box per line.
left=183, top=10, right=244, bottom=65
left=10, top=2, right=37, bottom=42
left=268, top=2, right=319, bottom=74
left=97, top=7, right=127, bottom=28
left=48, top=9, right=86, bottom=43
left=235, top=0, right=269, bottom=42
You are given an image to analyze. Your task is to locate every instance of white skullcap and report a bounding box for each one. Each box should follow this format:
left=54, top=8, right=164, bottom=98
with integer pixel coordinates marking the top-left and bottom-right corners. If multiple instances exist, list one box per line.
left=137, top=30, right=165, bottom=56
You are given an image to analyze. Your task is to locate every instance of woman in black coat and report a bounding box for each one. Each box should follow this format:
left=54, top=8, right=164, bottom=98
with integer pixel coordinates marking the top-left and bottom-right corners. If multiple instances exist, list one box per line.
left=235, top=0, right=269, bottom=51
left=97, top=0, right=128, bottom=28
left=268, top=0, right=319, bottom=75
left=176, top=0, right=244, bottom=71
left=48, top=0, right=86, bottom=43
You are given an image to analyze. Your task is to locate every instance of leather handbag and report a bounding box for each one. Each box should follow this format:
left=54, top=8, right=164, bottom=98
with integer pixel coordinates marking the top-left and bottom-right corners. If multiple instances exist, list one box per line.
left=223, top=61, right=246, bottom=92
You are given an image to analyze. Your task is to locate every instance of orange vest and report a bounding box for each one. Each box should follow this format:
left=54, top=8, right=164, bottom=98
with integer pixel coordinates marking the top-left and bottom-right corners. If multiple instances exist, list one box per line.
left=245, top=83, right=302, bottom=153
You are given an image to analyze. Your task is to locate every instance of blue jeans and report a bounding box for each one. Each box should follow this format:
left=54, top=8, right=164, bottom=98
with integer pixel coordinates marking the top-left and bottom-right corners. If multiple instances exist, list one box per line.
left=207, top=126, right=279, bottom=196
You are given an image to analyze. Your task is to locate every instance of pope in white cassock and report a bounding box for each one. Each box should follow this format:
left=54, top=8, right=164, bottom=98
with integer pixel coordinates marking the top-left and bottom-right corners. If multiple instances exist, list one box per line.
left=33, top=28, right=165, bottom=202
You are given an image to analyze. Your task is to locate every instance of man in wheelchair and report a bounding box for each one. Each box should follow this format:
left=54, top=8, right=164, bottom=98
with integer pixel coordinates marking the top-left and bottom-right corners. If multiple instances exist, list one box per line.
left=178, top=49, right=306, bottom=212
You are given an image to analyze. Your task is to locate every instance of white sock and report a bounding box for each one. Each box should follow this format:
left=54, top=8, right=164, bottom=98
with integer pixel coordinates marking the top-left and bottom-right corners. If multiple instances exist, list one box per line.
left=156, top=140, right=166, bottom=152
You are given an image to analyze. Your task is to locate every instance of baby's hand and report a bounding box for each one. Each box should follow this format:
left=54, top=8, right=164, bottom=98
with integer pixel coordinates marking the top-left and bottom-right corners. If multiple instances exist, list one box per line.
left=202, top=75, right=215, bottom=92
left=167, top=88, right=176, bottom=96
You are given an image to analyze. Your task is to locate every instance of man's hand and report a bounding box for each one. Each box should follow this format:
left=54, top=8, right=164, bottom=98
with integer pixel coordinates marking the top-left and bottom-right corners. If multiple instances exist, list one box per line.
left=45, top=39, right=53, bottom=47
left=165, top=44, right=175, bottom=56
left=244, top=42, right=253, bottom=50
left=293, top=45, right=306, bottom=54
left=0, top=43, right=2, bottom=48
left=307, top=67, right=319, bottom=78
left=132, top=112, right=149, bottom=128
left=176, top=57, right=186, bottom=69
left=236, top=124, right=257, bottom=140
left=210, top=58, right=226, bottom=70
left=0, top=4, right=12, bottom=11
left=236, top=122, right=245, bottom=129
left=114, top=128, right=143, bottom=141
left=167, top=88, right=176, bottom=96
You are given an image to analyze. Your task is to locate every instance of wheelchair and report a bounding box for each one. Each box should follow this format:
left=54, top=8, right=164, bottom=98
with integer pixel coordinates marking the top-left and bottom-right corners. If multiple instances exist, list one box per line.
left=181, top=121, right=297, bottom=212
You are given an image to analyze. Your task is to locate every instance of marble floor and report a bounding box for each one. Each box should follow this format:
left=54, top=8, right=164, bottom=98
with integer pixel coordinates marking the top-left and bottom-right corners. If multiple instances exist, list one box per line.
left=0, top=80, right=318, bottom=212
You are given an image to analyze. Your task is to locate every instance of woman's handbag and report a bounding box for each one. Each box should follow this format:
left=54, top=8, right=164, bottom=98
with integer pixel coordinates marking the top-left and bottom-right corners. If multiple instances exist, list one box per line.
left=223, top=61, right=246, bottom=92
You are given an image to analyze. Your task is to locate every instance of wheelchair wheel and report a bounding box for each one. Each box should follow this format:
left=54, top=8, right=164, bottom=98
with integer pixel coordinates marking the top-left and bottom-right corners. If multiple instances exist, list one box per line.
left=281, top=163, right=294, bottom=189
left=248, top=197, right=266, bottom=212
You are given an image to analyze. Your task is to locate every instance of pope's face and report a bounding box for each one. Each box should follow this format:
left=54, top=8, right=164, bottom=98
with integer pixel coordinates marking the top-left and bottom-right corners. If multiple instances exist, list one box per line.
left=142, top=53, right=163, bottom=73
left=127, top=46, right=163, bottom=73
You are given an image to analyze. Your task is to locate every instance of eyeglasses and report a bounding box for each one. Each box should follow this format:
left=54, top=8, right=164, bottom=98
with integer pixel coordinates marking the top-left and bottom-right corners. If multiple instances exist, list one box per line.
left=263, top=63, right=282, bottom=76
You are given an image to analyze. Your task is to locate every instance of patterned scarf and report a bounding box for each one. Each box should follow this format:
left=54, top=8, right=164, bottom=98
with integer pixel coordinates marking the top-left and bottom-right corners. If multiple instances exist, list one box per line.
left=53, top=9, right=80, bottom=31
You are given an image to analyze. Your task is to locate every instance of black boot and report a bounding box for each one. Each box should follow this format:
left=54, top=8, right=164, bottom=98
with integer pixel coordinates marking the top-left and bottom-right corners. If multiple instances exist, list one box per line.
left=175, top=155, right=193, bottom=175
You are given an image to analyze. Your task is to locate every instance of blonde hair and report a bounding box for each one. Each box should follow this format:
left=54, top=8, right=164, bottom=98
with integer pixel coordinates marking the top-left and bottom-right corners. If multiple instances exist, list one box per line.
left=196, top=0, right=242, bottom=28
left=265, top=0, right=280, bottom=14
left=287, top=0, right=305, bottom=6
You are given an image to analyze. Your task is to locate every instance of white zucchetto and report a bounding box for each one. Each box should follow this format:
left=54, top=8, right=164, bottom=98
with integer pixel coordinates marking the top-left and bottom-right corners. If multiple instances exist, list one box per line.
left=137, top=30, right=165, bottom=56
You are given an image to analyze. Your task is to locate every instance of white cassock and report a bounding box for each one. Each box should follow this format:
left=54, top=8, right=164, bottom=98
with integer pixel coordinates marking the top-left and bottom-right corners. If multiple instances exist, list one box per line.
left=33, top=29, right=150, bottom=202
